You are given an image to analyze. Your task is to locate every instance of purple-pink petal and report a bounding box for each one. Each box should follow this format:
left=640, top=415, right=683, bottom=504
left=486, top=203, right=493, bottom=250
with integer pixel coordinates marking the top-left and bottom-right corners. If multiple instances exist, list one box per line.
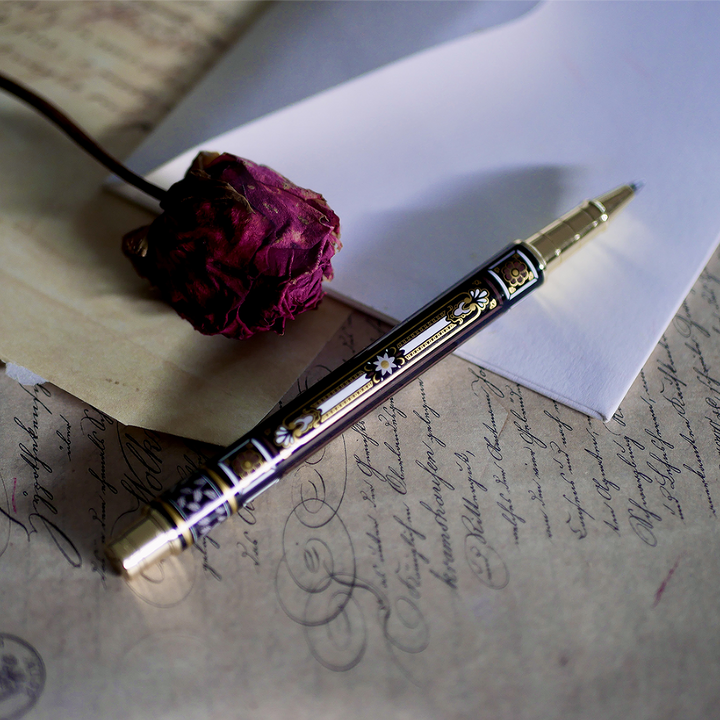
left=121, top=152, right=341, bottom=339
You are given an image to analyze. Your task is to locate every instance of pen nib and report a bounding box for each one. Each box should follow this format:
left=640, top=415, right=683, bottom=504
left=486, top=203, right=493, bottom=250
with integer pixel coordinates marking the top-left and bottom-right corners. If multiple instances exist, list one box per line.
left=629, top=180, right=645, bottom=193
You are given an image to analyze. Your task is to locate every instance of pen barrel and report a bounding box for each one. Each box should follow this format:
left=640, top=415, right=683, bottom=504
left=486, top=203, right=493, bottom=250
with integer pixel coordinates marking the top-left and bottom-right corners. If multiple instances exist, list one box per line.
left=106, top=184, right=635, bottom=579
left=107, top=242, right=544, bottom=576
left=148, top=242, right=545, bottom=550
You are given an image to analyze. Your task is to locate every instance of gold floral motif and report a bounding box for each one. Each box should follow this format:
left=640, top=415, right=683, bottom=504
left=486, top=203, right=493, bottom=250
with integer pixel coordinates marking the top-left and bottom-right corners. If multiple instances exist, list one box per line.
left=228, top=445, right=266, bottom=478
left=495, top=254, right=533, bottom=294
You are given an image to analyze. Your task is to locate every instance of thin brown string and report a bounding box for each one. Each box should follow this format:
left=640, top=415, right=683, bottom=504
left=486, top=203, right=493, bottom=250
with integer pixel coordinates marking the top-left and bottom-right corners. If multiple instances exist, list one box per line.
left=0, top=72, right=167, bottom=202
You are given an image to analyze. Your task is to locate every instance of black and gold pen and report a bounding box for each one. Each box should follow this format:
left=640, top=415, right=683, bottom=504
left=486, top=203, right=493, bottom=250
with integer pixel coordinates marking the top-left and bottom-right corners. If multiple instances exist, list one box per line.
left=106, top=184, right=638, bottom=579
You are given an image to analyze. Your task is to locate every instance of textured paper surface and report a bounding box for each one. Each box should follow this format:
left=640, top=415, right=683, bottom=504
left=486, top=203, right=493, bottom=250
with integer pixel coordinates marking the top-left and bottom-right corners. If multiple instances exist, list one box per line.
left=2, top=245, right=720, bottom=720
left=139, top=2, right=720, bottom=422
left=3, top=6, right=720, bottom=718
left=0, top=1, right=348, bottom=445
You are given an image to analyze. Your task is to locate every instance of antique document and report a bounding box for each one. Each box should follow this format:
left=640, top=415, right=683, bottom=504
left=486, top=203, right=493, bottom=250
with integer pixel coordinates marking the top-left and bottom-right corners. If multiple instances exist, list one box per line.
left=2, top=249, right=720, bottom=718
left=1, top=3, right=719, bottom=719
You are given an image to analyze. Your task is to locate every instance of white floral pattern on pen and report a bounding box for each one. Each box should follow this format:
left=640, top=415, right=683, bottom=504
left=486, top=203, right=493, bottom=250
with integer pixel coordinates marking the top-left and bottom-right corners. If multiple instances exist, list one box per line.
left=372, top=351, right=398, bottom=378
left=172, top=478, right=229, bottom=538
left=275, top=414, right=315, bottom=448
left=274, top=425, right=294, bottom=448
left=469, top=287, right=490, bottom=311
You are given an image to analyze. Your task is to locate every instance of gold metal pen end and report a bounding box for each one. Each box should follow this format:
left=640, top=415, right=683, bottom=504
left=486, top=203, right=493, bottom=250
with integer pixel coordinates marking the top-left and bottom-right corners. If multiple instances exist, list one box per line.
left=525, top=183, right=638, bottom=273
left=106, top=509, right=182, bottom=581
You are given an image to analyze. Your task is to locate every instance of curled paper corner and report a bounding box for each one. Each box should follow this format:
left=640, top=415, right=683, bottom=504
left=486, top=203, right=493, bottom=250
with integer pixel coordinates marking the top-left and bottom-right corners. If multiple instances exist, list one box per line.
left=4, top=362, right=47, bottom=387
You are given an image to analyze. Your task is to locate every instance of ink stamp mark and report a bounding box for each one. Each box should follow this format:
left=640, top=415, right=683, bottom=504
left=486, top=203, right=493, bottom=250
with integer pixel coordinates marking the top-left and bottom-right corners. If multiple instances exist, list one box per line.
left=0, top=634, right=45, bottom=720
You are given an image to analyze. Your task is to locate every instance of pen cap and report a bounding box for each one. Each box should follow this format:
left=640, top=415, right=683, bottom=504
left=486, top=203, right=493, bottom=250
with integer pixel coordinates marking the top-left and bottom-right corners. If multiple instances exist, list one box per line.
left=106, top=509, right=181, bottom=580
left=526, top=184, right=636, bottom=272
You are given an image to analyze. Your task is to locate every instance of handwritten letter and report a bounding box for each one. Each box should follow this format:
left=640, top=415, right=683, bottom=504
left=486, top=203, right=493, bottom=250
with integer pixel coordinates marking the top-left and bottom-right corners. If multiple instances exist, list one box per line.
left=1, top=3, right=720, bottom=718
left=3, top=243, right=720, bottom=716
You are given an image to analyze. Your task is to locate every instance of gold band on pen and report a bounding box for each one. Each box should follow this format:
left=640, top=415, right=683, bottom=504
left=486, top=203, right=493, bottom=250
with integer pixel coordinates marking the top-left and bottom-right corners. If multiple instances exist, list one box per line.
left=158, top=500, right=194, bottom=547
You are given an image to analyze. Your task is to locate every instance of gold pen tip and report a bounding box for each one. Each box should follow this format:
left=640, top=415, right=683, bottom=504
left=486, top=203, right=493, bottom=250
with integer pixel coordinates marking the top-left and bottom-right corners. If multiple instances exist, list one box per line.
left=106, top=511, right=180, bottom=580
left=526, top=183, right=638, bottom=272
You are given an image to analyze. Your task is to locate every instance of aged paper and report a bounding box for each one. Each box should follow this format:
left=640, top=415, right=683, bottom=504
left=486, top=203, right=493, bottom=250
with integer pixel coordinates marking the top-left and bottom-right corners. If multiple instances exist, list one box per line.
left=0, top=1, right=266, bottom=154
left=3, top=244, right=720, bottom=719
left=0, top=1, right=348, bottom=445
left=2, top=3, right=720, bottom=719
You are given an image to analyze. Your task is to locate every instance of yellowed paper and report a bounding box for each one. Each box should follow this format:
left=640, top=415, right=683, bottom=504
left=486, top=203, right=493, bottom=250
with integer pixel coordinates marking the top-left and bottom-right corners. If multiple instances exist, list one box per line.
left=0, top=1, right=266, bottom=154
left=2, top=4, right=720, bottom=719
left=0, top=1, right=349, bottom=444
left=3, top=245, right=720, bottom=718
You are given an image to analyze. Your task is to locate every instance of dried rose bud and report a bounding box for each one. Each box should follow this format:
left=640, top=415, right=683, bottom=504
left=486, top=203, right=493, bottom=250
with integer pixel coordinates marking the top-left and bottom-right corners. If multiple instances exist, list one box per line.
left=122, top=152, right=341, bottom=339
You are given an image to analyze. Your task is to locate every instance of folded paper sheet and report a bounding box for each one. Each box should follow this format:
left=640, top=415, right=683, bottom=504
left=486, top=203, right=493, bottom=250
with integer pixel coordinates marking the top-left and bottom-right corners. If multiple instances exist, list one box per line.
left=121, top=0, right=538, bottom=185
left=0, top=2, right=348, bottom=446
left=4, top=249, right=720, bottom=719
left=132, top=2, right=720, bottom=421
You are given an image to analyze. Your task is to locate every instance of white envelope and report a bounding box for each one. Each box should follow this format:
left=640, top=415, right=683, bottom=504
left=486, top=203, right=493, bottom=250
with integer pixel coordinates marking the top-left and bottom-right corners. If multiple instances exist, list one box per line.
left=118, top=1, right=720, bottom=420
left=121, top=1, right=538, bottom=181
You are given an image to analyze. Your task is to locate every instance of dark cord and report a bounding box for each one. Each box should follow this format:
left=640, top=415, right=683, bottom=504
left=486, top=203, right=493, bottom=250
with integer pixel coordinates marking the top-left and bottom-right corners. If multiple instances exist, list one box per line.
left=0, top=72, right=166, bottom=201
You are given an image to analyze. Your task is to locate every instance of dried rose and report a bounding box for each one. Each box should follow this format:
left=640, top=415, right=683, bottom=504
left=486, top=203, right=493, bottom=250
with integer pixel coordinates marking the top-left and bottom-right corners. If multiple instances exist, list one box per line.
left=122, top=152, right=341, bottom=340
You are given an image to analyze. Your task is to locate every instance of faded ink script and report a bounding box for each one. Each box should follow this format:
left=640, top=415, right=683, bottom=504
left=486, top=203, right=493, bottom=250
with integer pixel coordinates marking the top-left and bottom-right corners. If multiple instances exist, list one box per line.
left=3, top=271, right=720, bottom=716
left=0, top=1, right=256, bottom=150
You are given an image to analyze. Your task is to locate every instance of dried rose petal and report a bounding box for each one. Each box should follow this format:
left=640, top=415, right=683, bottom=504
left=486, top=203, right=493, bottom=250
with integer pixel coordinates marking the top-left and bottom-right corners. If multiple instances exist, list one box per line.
left=122, top=152, right=341, bottom=339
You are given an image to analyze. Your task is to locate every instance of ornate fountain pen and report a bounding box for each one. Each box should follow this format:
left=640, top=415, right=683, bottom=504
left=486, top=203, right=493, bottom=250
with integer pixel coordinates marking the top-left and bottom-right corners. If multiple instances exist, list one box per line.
left=106, top=184, right=638, bottom=579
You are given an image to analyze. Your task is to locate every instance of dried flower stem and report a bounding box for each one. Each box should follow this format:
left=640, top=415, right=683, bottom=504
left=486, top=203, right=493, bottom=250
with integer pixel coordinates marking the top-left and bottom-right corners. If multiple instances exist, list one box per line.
left=0, top=72, right=166, bottom=201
